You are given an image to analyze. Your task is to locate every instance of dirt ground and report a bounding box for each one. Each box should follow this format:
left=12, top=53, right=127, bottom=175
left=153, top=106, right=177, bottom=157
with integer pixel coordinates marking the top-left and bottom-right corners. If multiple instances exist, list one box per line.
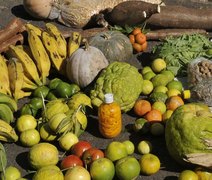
left=0, top=0, right=211, bottom=179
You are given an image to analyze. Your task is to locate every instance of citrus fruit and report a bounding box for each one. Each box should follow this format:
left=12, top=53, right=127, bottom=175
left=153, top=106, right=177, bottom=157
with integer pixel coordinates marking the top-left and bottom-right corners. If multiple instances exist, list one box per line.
left=139, top=153, right=160, bottom=176
left=160, top=70, right=175, bottom=82
left=137, top=140, right=152, bottom=154
left=32, top=165, right=64, bottom=180
left=115, top=156, right=140, bottom=180
left=142, top=80, right=154, bottom=95
left=90, top=158, right=115, bottom=180
left=29, top=97, right=44, bottom=110
left=28, top=142, right=59, bottom=170
left=133, top=99, right=151, bottom=117
left=133, top=118, right=150, bottom=134
left=132, top=27, right=142, bottom=35
left=0, top=166, right=21, bottom=180
left=16, top=114, right=37, bottom=132
left=153, top=85, right=168, bottom=94
left=39, top=123, right=57, bottom=142
left=150, top=123, right=165, bottom=136
left=59, top=132, right=79, bottom=151
left=105, top=141, right=128, bottom=162
left=151, top=74, right=169, bottom=87
left=143, top=71, right=156, bottom=80
left=166, top=96, right=184, bottom=111
left=151, top=58, right=166, bottom=73
left=166, top=88, right=181, bottom=97
left=33, top=85, right=50, bottom=98
left=144, top=109, right=162, bottom=122
left=141, top=66, right=153, bottom=75
left=167, top=80, right=183, bottom=92
left=122, top=140, right=135, bottom=155
left=48, top=78, right=62, bottom=90
left=20, top=129, right=40, bottom=147
left=162, top=110, right=173, bottom=122
left=178, top=170, right=198, bottom=180
left=55, top=82, right=80, bottom=98
left=65, top=166, right=91, bottom=180
left=151, top=101, right=167, bottom=114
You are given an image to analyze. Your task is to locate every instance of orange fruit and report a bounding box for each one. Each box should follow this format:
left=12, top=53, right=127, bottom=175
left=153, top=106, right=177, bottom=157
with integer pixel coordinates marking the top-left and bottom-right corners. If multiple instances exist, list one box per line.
left=132, top=43, right=142, bottom=53
left=144, top=109, right=162, bottom=122
left=133, top=99, right=151, bottom=116
left=129, top=34, right=135, bottom=44
left=132, top=28, right=142, bottom=35
left=166, top=96, right=184, bottom=111
left=141, top=41, right=148, bottom=51
left=135, top=33, right=146, bottom=44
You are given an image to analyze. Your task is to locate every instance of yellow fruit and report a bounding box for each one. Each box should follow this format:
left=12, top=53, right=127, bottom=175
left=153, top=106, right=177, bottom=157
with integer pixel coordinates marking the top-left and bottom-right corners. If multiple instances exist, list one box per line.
left=142, top=80, right=154, bottom=95
left=141, top=66, right=153, bottom=75
left=166, top=89, right=181, bottom=97
left=143, top=71, right=156, bottom=80
left=151, top=58, right=166, bottom=73
left=182, top=90, right=191, bottom=99
left=16, top=114, right=37, bottom=132
left=20, top=129, right=40, bottom=147
left=137, top=140, right=152, bottom=154
left=153, top=85, right=168, bottom=94
left=167, top=80, right=183, bottom=92
left=178, top=170, right=198, bottom=180
left=59, top=132, right=79, bottom=151
left=162, top=110, right=173, bottom=122
left=39, top=123, right=57, bottom=142
left=151, top=101, right=166, bottom=114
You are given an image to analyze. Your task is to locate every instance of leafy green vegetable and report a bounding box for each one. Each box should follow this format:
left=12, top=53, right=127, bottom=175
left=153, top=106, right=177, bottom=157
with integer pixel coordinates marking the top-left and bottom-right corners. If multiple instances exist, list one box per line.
left=152, top=34, right=212, bottom=76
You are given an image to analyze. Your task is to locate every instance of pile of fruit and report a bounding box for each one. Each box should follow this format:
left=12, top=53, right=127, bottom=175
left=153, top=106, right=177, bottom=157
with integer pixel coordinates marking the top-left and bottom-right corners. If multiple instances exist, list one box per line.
left=0, top=17, right=211, bottom=180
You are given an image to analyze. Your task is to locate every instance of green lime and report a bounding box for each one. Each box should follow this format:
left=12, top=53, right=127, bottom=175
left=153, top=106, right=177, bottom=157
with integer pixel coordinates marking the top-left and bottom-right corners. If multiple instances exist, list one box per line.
left=143, top=71, right=156, bottom=80
left=33, top=86, right=50, bottom=98
left=141, top=66, right=153, bottom=75
left=153, top=85, right=168, bottom=94
left=55, top=82, right=80, bottom=98
left=160, top=70, right=175, bottom=82
left=48, top=78, right=62, bottom=90
left=29, top=97, right=44, bottom=110
left=20, top=104, right=38, bottom=117
left=166, top=80, right=183, bottom=92
left=46, top=90, right=57, bottom=100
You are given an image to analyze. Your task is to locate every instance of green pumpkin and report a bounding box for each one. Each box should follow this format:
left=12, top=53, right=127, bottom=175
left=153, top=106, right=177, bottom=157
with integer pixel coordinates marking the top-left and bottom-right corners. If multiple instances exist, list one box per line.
left=89, top=31, right=133, bottom=63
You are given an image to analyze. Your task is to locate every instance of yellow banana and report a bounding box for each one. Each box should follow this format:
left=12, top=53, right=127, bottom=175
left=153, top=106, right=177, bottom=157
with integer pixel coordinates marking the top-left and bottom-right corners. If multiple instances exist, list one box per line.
left=23, top=74, right=38, bottom=90
left=45, top=23, right=67, bottom=58
left=27, top=29, right=51, bottom=85
left=0, top=55, right=11, bottom=96
left=0, top=119, right=18, bottom=142
left=25, top=23, right=42, bottom=36
left=7, top=45, right=42, bottom=86
left=41, top=31, right=66, bottom=75
left=67, top=31, right=82, bottom=57
left=0, top=92, right=18, bottom=112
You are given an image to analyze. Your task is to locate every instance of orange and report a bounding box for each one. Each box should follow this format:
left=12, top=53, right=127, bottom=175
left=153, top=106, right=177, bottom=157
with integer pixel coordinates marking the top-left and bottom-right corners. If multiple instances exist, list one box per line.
left=129, top=34, right=135, bottom=44
left=144, top=109, right=162, bottom=122
left=132, top=43, right=142, bottom=53
left=135, top=33, right=146, bottom=44
left=132, top=28, right=142, bottom=35
left=166, top=96, right=184, bottom=111
left=141, top=41, right=148, bottom=51
left=133, top=99, right=151, bottom=116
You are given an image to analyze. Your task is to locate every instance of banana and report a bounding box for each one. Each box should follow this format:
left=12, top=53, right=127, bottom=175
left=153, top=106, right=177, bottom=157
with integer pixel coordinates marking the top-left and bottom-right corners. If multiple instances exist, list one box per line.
left=45, top=23, right=67, bottom=58
left=27, top=29, right=51, bottom=85
left=7, top=45, right=42, bottom=86
left=0, top=92, right=18, bottom=112
left=0, top=119, right=18, bottom=142
left=25, top=23, right=42, bottom=36
left=41, top=31, right=66, bottom=74
left=43, top=99, right=70, bottom=121
left=0, top=55, right=11, bottom=96
left=0, top=104, right=14, bottom=124
left=23, top=75, right=38, bottom=90
left=67, top=31, right=82, bottom=57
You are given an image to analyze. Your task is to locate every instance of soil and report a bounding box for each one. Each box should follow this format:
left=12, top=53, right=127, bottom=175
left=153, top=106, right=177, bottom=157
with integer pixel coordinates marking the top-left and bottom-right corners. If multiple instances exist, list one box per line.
left=0, top=0, right=211, bottom=179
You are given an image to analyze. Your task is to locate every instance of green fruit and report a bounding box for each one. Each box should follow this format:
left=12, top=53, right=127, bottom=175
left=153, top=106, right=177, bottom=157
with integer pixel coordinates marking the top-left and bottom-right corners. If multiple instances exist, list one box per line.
left=32, top=165, right=64, bottom=180
left=133, top=118, right=150, bottom=134
left=151, top=74, right=169, bottom=87
left=0, top=166, right=21, bottom=180
left=149, top=92, right=168, bottom=103
left=55, top=82, right=80, bottom=98
left=46, top=91, right=57, bottom=100
left=29, top=97, right=44, bottom=110
left=48, top=78, right=62, bottom=90
left=20, top=129, right=40, bottom=147
left=160, top=70, right=175, bottom=82
left=143, top=71, right=156, bottom=80
left=28, top=143, right=59, bottom=170
left=33, top=86, right=50, bottom=98
left=20, top=104, right=38, bottom=117
left=166, top=80, right=183, bottom=92
left=141, top=66, right=153, bottom=75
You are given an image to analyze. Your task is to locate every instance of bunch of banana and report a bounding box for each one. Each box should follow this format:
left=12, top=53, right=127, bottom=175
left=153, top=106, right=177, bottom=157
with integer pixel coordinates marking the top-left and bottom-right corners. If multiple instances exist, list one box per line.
left=67, top=31, right=82, bottom=57
left=0, top=119, right=18, bottom=142
left=0, top=92, right=17, bottom=124
left=7, top=57, right=37, bottom=100
left=0, top=55, right=11, bottom=96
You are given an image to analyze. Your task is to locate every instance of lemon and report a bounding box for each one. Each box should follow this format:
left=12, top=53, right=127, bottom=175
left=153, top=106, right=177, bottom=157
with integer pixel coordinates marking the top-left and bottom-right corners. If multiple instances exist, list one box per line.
left=137, top=140, right=152, bottom=154
left=0, top=166, right=21, bottom=180
left=178, top=170, right=198, bottom=180
left=142, top=80, right=154, bottom=95
left=16, top=114, right=37, bottom=132
left=151, top=58, right=166, bottom=73
left=166, top=89, right=181, bottom=97
left=141, top=66, right=153, bottom=75
left=143, top=71, right=156, bottom=80
left=152, top=101, right=166, bottom=114
left=162, top=110, right=173, bottom=122
left=20, top=129, right=40, bottom=147
left=167, top=80, right=183, bottom=92
left=39, top=123, right=57, bottom=142
left=153, top=85, right=168, bottom=94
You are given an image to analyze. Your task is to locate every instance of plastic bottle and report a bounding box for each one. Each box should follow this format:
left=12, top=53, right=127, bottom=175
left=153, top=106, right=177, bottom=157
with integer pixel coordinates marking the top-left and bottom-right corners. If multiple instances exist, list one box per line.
left=98, top=93, right=122, bottom=138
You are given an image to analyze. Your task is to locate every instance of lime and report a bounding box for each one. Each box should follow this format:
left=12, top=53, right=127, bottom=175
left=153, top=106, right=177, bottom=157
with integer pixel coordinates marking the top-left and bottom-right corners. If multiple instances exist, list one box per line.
left=141, top=66, right=153, bottom=75
left=151, top=58, right=166, bottom=73
left=33, top=85, right=50, bottom=98
left=160, top=70, right=175, bottom=82
left=151, top=74, right=169, bottom=87
left=46, top=90, right=57, bottom=100
left=152, top=101, right=166, bottom=114
left=167, top=80, right=183, bottom=92
left=142, top=80, right=154, bottom=95
left=153, top=85, right=168, bottom=94
left=48, top=78, right=62, bottom=90
left=55, top=82, right=80, bottom=98
left=143, top=71, right=156, bottom=80
left=20, top=104, right=38, bottom=117
left=137, top=140, right=152, bottom=154
left=20, top=129, right=40, bottom=147
left=29, top=97, right=44, bottom=110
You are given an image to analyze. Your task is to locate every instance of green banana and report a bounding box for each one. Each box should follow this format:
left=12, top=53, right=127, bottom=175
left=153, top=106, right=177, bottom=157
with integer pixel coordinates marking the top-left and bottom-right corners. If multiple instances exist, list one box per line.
left=27, top=29, right=51, bottom=85
left=43, top=99, right=70, bottom=121
left=67, top=31, right=82, bottom=57
left=0, top=143, right=7, bottom=172
left=0, top=119, right=18, bottom=142
left=45, top=23, right=67, bottom=58
left=0, top=104, right=14, bottom=124
left=0, top=92, right=18, bottom=112
left=41, top=31, right=66, bottom=75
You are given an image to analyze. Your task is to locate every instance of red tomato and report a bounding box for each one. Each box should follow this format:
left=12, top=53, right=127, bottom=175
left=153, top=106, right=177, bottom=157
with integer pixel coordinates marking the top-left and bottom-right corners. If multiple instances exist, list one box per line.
left=82, top=147, right=104, bottom=166
left=60, top=154, right=83, bottom=170
left=71, top=140, right=92, bottom=158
